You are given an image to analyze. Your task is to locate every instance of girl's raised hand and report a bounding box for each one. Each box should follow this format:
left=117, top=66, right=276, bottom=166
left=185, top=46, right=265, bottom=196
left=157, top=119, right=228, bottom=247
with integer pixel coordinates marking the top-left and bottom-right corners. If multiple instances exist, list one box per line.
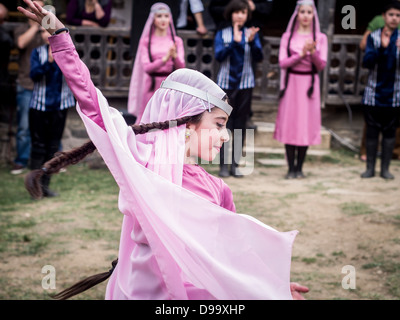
left=17, top=0, right=65, bottom=35
left=246, top=26, right=260, bottom=42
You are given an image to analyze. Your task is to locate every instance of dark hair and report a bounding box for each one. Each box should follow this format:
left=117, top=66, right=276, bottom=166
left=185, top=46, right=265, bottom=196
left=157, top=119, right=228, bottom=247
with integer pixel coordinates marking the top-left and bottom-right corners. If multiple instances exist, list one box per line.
left=383, top=1, right=400, bottom=13
left=30, top=114, right=204, bottom=299
left=223, top=0, right=251, bottom=23
left=279, top=14, right=317, bottom=99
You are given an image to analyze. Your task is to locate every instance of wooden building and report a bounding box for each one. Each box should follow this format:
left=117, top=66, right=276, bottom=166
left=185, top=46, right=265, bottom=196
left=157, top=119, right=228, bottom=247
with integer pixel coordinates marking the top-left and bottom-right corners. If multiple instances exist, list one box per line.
left=2, top=0, right=399, bottom=108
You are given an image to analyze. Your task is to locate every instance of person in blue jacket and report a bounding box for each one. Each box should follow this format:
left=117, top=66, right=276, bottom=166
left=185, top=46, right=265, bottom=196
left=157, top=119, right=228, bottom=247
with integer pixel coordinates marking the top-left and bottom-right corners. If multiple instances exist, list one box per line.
left=28, top=27, right=75, bottom=197
left=214, top=0, right=263, bottom=177
left=361, top=1, right=400, bottom=180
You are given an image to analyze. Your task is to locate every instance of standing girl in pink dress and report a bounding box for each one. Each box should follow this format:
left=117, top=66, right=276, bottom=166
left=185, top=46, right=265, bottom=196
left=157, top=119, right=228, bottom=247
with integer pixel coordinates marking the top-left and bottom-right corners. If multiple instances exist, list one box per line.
left=274, top=0, right=328, bottom=179
left=19, top=0, right=309, bottom=300
left=127, top=3, right=185, bottom=124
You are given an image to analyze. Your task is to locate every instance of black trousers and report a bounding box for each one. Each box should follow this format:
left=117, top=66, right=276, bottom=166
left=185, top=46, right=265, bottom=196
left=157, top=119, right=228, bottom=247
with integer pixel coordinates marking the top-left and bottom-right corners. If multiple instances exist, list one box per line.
left=29, top=108, right=68, bottom=170
left=220, top=88, right=253, bottom=166
left=363, top=106, right=400, bottom=141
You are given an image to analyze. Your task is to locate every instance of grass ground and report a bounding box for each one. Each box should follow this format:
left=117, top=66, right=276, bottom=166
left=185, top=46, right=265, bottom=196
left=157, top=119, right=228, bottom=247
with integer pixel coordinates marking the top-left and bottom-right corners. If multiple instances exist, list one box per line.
left=1, top=148, right=399, bottom=300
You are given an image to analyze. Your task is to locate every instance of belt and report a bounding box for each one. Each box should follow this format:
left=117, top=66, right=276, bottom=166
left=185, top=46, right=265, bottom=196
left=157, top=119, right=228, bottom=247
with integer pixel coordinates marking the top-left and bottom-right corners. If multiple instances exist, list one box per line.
left=289, top=69, right=317, bottom=75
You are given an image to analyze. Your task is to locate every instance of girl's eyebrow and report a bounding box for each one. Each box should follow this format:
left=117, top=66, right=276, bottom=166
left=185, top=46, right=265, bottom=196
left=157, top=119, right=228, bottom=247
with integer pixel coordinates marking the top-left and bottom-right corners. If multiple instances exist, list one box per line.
left=215, top=116, right=228, bottom=122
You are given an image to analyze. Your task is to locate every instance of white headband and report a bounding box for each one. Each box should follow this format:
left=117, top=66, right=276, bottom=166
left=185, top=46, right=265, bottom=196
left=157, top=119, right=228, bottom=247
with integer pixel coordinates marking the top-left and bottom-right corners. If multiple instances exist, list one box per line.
left=160, top=80, right=233, bottom=116
left=151, top=8, right=170, bottom=14
left=297, top=0, right=314, bottom=6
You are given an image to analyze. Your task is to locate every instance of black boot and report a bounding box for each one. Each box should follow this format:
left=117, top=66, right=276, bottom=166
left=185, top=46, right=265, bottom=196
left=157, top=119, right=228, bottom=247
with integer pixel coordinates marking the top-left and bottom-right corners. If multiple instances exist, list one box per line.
left=41, top=174, right=59, bottom=197
left=219, top=164, right=230, bottom=177
left=285, top=145, right=297, bottom=179
left=361, top=138, right=378, bottom=178
left=380, top=137, right=395, bottom=179
left=296, top=146, right=308, bottom=179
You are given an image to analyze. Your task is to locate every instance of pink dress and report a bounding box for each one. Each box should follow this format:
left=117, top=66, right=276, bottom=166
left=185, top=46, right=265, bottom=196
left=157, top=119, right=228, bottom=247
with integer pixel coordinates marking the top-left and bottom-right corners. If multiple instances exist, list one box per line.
left=106, top=164, right=236, bottom=300
left=274, top=31, right=328, bottom=146
left=49, top=32, right=298, bottom=300
left=49, top=33, right=232, bottom=299
left=129, top=35, right=185, bottom=124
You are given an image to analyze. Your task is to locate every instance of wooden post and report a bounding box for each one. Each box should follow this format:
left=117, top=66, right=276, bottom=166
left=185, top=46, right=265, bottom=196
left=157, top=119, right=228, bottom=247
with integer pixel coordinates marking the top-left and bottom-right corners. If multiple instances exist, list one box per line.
left=318, top=0, right=336, bottom=109
left=318, top=0, right=336, bottom=35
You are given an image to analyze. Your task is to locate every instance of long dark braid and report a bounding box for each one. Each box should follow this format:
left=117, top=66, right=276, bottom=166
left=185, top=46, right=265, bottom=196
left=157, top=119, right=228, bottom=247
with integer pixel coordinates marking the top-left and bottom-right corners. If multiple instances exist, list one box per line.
left=279, top=15, right=297, bottom=99
left=307, top=16, right=317, bottom=98
left=51, top=258, right=119, bottom=300
left=36, top=114, right=201, bottom=300
left=170, top=22, right=177, bottom=72
left=25, top=116, right=195, bottom=200
left=148, top=23, right=156, bottom=91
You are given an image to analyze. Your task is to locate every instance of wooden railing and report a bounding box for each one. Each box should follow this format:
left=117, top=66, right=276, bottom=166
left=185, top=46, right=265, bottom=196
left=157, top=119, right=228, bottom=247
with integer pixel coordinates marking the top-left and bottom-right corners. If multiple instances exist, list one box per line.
left=179, top=32, right=369, bottom=106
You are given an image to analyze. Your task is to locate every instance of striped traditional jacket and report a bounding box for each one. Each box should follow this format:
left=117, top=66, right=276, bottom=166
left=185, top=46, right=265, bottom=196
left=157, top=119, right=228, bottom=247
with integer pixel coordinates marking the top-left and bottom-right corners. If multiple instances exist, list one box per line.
left=214, top=26, right=263, bottom=90
left=30, top=44, right=75, bottom=112
left=362, top=28, right=400, bottom=107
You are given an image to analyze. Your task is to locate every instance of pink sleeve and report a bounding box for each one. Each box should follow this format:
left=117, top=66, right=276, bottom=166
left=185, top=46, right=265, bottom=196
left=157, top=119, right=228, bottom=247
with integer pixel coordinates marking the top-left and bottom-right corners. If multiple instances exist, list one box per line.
left=48, top=32, right=106, bottom=131
left=221, top=182, right=236, bottom=213
left=140, top=43, right=166, bottom=74
left=279, top=32, right=303, bottom=69
left=311, top=33, right=328, bottom=71
left=173, top=37, right=185, bottom=69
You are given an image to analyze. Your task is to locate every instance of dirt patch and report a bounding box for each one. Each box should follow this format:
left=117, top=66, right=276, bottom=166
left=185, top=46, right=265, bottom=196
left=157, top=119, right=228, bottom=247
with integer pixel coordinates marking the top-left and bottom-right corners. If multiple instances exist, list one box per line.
left=1, top=154, right=399, bottom=300
left=224, top=158, right=400, bottom=300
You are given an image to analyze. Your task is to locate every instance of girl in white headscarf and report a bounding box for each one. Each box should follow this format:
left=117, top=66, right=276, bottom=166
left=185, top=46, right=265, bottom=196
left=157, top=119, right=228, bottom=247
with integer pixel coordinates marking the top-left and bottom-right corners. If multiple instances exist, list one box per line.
left=127, top=2, right=185, bottom=124
left=274, top=0, right=328, bottom=179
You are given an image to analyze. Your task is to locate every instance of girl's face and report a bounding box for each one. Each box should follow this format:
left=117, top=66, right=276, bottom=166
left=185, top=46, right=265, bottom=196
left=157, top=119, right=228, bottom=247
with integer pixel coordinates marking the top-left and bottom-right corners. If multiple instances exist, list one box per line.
left=153, top=12, right=171, bottom=31
left=297, top=5, right=314, bottom=28
left=186, top=108, right=230, bottom=162
left=232, top=8, right=248, bottom=27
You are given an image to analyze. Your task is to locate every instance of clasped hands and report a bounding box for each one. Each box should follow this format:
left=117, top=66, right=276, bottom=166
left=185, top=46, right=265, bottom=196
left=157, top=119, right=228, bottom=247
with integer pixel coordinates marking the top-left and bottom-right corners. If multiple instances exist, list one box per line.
left=233, top=22, right=259, bottom=43
left=162, top=44, right=177, bottom=63
left=300, top=38, right=317, bottom=57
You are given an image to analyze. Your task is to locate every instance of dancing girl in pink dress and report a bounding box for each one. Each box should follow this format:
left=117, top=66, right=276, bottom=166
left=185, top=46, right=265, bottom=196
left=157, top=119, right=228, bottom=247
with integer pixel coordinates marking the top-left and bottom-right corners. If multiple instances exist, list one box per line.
left=19, top=0, right=309, bottom=300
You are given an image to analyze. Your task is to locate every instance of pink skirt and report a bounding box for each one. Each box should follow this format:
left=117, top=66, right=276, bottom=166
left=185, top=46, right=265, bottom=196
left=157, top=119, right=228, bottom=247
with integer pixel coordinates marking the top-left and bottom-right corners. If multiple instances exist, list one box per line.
left=274, top=73, right=321, bottom=146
